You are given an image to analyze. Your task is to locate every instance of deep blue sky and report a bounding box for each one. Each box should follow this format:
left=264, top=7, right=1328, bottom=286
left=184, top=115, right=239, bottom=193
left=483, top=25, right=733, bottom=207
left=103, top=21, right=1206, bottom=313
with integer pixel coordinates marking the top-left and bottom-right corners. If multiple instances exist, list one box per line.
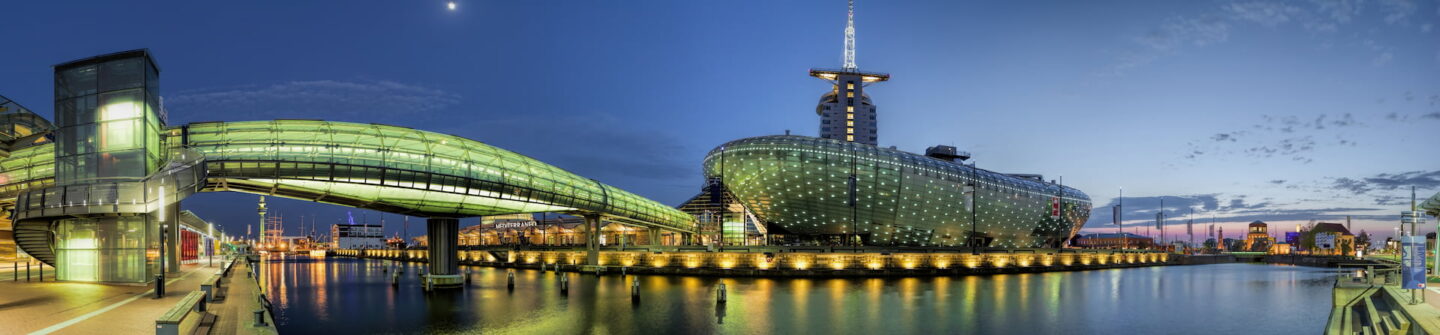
left=2, top=1, right=1438, bottom=241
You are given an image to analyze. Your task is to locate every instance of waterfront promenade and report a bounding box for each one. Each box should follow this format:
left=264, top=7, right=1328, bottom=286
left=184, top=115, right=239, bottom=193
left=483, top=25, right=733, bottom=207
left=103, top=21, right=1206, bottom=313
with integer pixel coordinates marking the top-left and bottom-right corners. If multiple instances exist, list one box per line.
left=0, top=257, right=275, bottom=335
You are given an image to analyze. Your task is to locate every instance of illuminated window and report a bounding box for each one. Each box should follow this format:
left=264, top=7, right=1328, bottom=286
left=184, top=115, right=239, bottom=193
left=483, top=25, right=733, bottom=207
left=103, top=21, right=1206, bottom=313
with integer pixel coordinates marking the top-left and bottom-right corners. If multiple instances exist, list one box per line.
left=846, top=113, right=854, bottom=120
left=847, top=121, right=854, bottom=126
left=847, top=128, right=854, bottom=134
left=847, top=82, right=855, bottom=89
left=846, top=92, right=854, bottom=98
left=847, top=106, right=854, bottom=112
left=847, top=135, right=854, bottom=141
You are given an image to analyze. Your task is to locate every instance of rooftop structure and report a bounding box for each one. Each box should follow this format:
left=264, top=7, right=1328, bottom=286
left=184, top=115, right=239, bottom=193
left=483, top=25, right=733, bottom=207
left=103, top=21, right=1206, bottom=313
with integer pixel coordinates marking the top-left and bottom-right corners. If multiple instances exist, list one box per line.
left=811, top=0, right=888, bottom=146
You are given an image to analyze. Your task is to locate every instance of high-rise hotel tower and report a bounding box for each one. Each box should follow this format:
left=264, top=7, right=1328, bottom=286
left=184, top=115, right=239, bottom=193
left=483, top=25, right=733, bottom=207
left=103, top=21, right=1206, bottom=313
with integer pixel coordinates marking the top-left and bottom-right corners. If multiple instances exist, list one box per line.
left=811, top=0, right=889, bottom=145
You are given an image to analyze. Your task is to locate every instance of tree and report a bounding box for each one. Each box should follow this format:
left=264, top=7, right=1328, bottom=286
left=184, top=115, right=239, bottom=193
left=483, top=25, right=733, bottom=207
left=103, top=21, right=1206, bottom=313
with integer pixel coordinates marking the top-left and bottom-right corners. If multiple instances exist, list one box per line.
left=1299, top=221, right=1319, bottom=251
left=1355, top=230, right=1371, bottom=250
left=1339, top=239, right=1353, bottom=257
left=1251, top=239, right=1271, bottom=253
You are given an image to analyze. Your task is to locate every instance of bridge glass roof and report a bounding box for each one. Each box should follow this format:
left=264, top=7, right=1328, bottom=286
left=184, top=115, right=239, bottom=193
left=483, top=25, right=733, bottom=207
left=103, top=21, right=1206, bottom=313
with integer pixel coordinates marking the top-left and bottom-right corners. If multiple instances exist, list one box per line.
left=179, top=120, right=695, bottom=231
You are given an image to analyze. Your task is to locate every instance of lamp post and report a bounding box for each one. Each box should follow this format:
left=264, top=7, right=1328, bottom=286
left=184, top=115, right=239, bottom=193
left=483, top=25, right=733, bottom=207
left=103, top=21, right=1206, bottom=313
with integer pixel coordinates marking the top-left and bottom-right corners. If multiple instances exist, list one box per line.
left=156, top=222, right=167, bottom=299
left=968, top=161, right=979, bottom=255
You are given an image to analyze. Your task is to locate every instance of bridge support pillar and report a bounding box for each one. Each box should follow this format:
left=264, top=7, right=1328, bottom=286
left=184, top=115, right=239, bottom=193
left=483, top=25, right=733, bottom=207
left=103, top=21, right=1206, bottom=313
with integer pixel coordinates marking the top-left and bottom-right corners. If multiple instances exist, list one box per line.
left=424, top=218, right=463, bottom=289
left=585, top=214, right=601, bottom=266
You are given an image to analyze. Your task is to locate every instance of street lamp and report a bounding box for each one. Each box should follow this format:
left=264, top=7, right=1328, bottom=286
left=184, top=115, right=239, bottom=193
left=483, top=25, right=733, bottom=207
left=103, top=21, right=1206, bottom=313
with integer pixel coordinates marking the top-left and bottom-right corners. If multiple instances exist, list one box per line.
left=156, top=222, right=167, bottom=299
left=965, top=182, right=977, bottom=255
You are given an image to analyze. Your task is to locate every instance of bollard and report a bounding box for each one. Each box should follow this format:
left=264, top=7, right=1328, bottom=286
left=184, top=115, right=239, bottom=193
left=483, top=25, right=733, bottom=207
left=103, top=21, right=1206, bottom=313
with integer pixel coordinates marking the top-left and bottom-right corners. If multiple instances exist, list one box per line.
left=27, top=262, right=31, bottom=282
left=465, top=269, right=473, bottom=285
left=253, top=309, right=267, bottom=326
left=12, top=262, right=16, bottom=281
left=560, top=275, right=569, bottom=294
left=594, top=267, right=601, bottom=276
left=717, top=283, right=727, bottom=304
left=38, top=265, right=42, bottom=282
left=507, top=271, right=515, bottom=290
left=631, top=277, right=640, bottom=303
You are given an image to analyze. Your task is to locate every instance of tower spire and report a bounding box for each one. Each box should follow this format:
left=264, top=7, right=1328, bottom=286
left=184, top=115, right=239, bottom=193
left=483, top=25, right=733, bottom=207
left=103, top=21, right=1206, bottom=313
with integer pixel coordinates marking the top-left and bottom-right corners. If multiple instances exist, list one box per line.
left=843, top=0, right=857, bottom=71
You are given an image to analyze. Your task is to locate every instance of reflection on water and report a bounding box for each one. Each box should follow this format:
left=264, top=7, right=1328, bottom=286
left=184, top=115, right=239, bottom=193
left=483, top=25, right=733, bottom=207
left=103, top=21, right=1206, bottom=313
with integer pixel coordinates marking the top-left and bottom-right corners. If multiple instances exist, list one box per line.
left=260, top=256, right=1335, bottom=334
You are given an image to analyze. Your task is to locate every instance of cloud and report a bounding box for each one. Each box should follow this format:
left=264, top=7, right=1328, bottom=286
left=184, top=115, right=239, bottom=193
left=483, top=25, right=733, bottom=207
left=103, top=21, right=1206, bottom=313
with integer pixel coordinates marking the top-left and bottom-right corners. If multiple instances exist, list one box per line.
left=1222, top=2, right=1303, bottom=27
left=1185, top=112, right=1361, bottom=163
left=1378, top=0, right=1419, bottom=25
left=165, top=79, right=462, bottom=124
left=1330, top=170, right=1440, bottom=194
left=1103, top=0, right=1411, bottom=76
left=1374, top=195, right=1408, bottom=205
left=1081, top=193, right=1395, bottom=229
left=1270, top=179, right=1287, bottom=184
left=1085, top=194, right=1222, bottom=227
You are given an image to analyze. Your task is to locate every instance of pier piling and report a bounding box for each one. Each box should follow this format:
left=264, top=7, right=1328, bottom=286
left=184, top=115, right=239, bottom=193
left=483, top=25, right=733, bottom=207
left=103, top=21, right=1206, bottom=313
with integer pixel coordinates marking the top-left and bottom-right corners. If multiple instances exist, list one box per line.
left=631, top=278, right=640, bottom=303
left=507, top=271, right=515, bottom=290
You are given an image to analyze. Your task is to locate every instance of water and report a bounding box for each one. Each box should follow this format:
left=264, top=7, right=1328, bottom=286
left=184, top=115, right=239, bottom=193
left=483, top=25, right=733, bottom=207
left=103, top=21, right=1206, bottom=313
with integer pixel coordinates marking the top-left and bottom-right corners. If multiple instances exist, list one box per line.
left=259, top=256, right=1336, bottom=334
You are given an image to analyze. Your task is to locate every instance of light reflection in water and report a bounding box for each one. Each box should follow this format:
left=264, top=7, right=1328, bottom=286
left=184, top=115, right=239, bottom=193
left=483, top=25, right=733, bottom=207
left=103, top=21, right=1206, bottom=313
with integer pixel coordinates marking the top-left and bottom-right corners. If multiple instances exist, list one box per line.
left=260, top=256, right=1336, bottom=334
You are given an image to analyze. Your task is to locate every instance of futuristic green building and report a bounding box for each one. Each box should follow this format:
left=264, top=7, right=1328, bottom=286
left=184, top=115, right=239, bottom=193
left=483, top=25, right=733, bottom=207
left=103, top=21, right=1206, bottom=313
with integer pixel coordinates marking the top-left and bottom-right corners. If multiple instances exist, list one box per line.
left=698, top=136, right=1091, bottom=248
left=0, top=50, right=696, bottom=284
left=679, top=5, right=1092, bottom=247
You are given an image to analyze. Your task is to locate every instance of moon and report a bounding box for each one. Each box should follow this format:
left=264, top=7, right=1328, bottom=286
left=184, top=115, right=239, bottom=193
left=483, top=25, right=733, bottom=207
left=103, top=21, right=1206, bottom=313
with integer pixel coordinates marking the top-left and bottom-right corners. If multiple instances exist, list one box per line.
left=447, top=2, right=456, bottom=10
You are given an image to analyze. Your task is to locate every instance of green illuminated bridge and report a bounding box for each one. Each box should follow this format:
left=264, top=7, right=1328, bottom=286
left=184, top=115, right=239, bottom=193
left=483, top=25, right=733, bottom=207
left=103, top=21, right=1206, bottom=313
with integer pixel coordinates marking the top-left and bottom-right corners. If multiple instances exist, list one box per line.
left=0, top=49, right=698, bottom=287
left=1, top=120, right=697, bottom=263
left=3, top=120, right=694, bottom=225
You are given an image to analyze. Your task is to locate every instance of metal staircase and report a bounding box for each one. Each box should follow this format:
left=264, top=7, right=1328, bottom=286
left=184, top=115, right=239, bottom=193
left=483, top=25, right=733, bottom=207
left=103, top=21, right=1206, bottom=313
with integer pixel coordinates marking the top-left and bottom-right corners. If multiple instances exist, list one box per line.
left=12, top=219, right=54, bottom=266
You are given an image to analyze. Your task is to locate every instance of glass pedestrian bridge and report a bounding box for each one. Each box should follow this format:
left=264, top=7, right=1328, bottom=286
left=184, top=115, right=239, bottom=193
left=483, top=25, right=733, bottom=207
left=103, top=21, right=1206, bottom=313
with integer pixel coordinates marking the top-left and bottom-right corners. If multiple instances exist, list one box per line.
left=0, top=50, right=694, bottom=284
left=2, top=120, right=697, bottom=229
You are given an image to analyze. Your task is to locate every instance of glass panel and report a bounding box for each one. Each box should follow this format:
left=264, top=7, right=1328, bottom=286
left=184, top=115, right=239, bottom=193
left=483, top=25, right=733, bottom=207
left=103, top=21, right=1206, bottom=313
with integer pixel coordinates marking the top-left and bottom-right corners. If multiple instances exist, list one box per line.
left=56, top=65, right=98, bottom=99
left=99, top=58, right=145, bottom=92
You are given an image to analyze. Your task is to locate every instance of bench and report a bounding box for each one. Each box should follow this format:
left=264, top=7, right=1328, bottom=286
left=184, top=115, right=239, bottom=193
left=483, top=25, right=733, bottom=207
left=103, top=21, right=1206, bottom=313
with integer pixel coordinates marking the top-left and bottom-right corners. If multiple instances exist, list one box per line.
left=155, top=291, right=208, bottom=335
left=199, top=274, right=225, bottom=303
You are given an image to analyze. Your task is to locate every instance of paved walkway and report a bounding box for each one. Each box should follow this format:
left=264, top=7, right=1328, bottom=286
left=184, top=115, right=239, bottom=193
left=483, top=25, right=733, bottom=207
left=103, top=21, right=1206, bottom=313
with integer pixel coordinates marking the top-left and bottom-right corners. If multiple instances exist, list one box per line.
left=209, top=260, right=277, bottom=335
left=0, top=257, right=271, bottom=335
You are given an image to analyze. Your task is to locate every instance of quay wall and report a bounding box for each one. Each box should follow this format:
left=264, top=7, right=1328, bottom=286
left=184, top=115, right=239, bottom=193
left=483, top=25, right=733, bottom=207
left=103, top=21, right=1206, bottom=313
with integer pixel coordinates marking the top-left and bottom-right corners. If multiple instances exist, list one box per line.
left=331, top=249, right=1173, bottom=277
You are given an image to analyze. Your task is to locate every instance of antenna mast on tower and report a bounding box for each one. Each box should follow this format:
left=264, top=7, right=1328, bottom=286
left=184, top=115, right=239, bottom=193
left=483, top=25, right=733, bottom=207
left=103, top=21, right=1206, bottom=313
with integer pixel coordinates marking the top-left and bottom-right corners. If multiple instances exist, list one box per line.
left=843, top=0, right=857, bottom=71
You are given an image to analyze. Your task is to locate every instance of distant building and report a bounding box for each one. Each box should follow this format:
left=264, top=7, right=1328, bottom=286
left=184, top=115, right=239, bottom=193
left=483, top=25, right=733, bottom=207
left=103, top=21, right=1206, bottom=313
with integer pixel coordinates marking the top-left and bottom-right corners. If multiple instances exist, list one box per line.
left=331, top=223, right=384, bottom=249
left=1244, top=221, right=1275, bottom=252
left=1310, top=222, right=1355, bottom=256
left=1073, top=232, right=1153, bottom=249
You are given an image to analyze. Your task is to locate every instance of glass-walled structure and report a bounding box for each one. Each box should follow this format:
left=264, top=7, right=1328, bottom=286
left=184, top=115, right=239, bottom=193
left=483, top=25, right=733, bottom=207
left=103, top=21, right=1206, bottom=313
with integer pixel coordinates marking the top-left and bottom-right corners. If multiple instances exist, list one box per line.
left=47, top=49, right=168, bottom=282
left=53, top=217, right=148, bottom=282
left=54, top=49, right=164, bottom=185
left=703, top=135, right=1092, bottom=248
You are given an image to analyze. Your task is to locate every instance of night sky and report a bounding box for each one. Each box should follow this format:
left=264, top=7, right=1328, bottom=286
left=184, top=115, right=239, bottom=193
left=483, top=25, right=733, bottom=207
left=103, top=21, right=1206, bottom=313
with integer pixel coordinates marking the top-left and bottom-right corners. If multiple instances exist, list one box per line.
left=2, top=1, right=1437, bottom=242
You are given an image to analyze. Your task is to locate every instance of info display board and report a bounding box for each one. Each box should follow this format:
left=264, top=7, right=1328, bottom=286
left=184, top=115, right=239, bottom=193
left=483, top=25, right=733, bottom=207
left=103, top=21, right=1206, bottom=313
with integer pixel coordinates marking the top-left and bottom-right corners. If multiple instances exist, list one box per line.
left=1402, top=236, right=1427, bottom=290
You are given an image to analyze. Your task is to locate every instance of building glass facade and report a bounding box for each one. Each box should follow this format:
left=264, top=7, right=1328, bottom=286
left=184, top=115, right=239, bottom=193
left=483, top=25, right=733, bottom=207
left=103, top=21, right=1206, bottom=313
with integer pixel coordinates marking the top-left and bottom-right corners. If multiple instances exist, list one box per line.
left=53, top=217, right=149, bottom=282
left=54, top=50, right=164, bottom=186
left=704, top=135, right=1090, bottom=247
left=48, top=50, right=167, bottom=282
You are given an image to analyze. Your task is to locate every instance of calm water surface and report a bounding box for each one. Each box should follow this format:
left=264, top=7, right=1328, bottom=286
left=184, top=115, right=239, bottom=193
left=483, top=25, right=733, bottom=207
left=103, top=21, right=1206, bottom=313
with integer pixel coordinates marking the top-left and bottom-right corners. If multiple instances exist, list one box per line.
left=260, top=256, right=1334, bottom=334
